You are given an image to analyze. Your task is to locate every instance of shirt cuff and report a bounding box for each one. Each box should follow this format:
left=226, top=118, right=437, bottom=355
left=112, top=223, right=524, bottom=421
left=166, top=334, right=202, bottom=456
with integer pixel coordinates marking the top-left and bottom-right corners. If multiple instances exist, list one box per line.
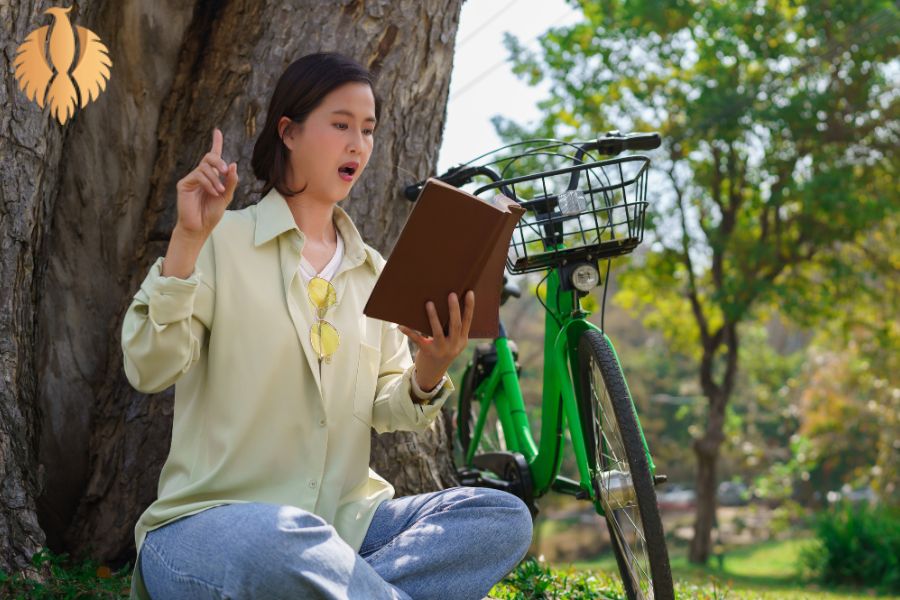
left=143, top=256, right=201, bottom=325
left=410, top=365, right=450, bottom=403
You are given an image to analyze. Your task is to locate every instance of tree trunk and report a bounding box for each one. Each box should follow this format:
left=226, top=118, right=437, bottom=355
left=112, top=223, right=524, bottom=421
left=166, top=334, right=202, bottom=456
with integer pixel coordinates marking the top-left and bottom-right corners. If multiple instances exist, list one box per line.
left=688, top=406, right=724, bottom=564
left=1, top=0, right=464, bottom=578
left=0, top=0, right=67, bottom=583
left=688, top=322, right=738, bottom=564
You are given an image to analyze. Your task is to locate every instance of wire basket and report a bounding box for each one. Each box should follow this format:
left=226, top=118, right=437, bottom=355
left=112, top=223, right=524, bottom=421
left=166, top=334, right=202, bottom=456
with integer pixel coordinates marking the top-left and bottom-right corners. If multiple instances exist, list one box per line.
left=472, top=155, right=651, bottom=275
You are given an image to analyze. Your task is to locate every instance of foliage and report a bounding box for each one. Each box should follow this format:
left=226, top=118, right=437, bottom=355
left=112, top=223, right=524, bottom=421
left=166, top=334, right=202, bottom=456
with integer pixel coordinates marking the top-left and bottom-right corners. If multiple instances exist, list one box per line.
left=0, top=548, right=131, bottom=599
left=491, top=555, right=738, bottom=599
left=800, top=504, right=900, bottom=592
left=499, top=0, right=899, bottom=559
left=756, top=214, right=900, bottom=505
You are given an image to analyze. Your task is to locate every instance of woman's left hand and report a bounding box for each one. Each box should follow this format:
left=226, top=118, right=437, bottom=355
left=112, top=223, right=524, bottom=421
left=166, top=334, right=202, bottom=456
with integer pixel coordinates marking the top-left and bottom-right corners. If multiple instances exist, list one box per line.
left=398, top=290, right=475, bottom=391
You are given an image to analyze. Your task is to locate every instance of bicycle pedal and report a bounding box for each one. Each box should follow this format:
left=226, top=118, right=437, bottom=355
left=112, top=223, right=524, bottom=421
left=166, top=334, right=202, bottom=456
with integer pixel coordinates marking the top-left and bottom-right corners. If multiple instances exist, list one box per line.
left=575, top=490, right=590, bottom=500
left=653, top=474, right=668, bottom=486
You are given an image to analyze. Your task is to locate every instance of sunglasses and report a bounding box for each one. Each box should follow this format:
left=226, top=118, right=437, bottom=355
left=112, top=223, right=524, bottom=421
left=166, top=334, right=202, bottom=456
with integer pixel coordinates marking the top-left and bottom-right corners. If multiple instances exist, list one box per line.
left=308, top=276, right=340, bottom=363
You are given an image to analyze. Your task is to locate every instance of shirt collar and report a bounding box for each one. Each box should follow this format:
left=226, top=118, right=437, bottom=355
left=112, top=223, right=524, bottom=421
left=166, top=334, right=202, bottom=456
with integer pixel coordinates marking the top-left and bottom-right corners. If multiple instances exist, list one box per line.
left=253, top=186, right=378, bottom=273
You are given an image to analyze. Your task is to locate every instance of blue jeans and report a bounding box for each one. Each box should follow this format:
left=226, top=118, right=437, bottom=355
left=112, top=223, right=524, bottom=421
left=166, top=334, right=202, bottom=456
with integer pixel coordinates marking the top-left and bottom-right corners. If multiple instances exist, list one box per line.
left=138, top=486, right=533, bottom=599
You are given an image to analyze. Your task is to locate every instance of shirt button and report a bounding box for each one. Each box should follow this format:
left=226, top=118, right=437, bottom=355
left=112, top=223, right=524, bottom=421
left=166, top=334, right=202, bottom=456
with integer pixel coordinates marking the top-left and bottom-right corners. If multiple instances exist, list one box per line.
left=308, top=479, right=317, bottom=488
left=319, top=418, right=326, bottom=427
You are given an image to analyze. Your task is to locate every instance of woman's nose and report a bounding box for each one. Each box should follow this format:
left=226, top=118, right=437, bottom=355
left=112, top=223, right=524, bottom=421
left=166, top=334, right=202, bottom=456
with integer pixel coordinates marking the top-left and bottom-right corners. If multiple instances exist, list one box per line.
left=347, top=130, right=365, bottom=153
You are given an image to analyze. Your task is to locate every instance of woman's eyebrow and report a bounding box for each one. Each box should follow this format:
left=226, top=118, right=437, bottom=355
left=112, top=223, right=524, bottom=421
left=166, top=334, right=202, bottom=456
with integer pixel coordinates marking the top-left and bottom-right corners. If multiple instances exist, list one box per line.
left=331, top=109, right=377, bottom=124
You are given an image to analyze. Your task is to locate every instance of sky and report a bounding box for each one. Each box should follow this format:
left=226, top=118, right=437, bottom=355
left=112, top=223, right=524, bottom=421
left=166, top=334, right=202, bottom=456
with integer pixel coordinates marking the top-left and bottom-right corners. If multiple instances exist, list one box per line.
left=436, top=0, right=583, bottom=174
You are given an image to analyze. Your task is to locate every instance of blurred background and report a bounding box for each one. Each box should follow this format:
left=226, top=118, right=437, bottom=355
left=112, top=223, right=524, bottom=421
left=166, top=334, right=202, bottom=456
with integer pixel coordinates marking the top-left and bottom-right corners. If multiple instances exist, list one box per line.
left=441, top=1, right=898, bottom=597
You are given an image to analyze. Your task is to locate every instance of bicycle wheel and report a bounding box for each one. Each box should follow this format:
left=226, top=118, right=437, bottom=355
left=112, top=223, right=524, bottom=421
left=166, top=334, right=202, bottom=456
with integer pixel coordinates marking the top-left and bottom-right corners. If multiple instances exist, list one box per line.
left=576, top=329, right=673, bottom=600
left=456, top=362, right=507, bottom=464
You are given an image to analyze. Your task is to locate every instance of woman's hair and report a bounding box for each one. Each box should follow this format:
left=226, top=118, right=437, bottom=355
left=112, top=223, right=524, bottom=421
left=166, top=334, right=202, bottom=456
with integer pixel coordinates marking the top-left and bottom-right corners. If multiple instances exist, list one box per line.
left=251, top=52, right=381, bottom=199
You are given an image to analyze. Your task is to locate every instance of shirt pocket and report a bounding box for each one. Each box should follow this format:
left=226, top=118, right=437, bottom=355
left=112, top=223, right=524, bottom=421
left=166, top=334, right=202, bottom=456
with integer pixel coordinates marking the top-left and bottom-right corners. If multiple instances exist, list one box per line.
left=353, top=341, right=380, bottom=426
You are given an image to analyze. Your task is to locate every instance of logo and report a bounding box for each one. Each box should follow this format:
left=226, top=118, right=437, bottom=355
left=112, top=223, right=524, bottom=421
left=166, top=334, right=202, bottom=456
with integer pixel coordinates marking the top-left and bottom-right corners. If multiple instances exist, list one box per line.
left=13, top=5, right=112, bottom=125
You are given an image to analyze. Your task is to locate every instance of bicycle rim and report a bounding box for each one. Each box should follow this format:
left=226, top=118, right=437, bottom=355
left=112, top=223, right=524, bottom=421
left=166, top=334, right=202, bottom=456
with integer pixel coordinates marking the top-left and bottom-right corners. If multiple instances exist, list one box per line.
left=577, top=329, right=673, bottom=600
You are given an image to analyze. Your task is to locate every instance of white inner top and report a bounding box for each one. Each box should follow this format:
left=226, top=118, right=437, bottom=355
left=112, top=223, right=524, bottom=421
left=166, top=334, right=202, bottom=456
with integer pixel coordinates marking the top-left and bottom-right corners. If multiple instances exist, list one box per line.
left=298, top=229, right=344, bottom=284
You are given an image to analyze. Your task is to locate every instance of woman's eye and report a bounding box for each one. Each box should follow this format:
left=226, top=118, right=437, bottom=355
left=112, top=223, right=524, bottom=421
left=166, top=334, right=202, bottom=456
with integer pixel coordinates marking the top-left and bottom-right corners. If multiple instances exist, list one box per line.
left=334, top=123, right=373, bottom=135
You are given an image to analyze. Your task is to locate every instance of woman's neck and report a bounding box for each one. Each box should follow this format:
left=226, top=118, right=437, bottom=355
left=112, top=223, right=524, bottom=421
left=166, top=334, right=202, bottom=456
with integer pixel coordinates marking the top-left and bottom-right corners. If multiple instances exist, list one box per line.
left=285, top=197, right=337, bottom=246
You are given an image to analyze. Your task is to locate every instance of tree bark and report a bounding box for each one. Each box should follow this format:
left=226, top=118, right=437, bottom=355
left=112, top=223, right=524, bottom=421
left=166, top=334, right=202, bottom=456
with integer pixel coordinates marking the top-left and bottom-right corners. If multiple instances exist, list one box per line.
left=1, top=0, right=464, bottom=577
left=689, top=321, right=739, bottom=564
left=688, top=401, right=725, bottom=564
left=0, top=0, right=67, bottom=583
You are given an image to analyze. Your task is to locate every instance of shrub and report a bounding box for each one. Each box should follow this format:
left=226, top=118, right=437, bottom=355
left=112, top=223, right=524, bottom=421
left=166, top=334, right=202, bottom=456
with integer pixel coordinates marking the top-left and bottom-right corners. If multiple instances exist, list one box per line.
left=800, top=503, right=900, bottom=592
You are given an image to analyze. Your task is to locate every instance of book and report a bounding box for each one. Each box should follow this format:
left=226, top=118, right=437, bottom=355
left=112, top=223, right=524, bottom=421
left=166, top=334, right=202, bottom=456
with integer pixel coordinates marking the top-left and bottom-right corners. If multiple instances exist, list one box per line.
left=363, top=177, right=526, bottom=339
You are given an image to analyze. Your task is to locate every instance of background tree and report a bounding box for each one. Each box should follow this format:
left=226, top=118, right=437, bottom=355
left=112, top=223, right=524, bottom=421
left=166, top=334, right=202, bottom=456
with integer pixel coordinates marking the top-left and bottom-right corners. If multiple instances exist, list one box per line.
left=500, top=0, right=898, bottom=562
left=0, top=0, right=464, bottom=581
left=764, top=212, right=900, bottom=505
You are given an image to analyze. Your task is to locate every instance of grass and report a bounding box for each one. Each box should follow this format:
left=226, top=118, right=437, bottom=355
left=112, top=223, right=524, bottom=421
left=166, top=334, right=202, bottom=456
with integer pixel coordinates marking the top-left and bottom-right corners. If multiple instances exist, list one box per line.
left=0, top=548, right=132, bottom=599
left=556, top=536, right=893, bottom=599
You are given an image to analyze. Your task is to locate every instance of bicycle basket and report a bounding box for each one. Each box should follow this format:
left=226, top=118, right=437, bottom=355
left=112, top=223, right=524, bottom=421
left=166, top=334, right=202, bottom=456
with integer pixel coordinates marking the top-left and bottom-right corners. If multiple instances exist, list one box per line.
left=473, top=155, right=651, bottom=275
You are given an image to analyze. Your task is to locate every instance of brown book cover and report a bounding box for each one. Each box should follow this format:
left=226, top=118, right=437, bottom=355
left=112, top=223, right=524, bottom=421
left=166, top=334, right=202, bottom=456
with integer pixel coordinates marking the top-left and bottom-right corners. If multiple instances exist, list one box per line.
left=364, top=177, right=526, bottom=339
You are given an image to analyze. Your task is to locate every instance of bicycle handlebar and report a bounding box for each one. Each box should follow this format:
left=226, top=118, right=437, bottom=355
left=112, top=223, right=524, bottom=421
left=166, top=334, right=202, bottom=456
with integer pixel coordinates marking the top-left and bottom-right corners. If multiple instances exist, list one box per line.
left=404, top=131, right=660, bottom=201
left=576, top=131, right=660, bottom=160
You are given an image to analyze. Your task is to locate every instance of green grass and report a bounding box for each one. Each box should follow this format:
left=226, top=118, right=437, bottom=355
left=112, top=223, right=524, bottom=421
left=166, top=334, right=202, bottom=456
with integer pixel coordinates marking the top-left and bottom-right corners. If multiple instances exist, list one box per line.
left=555, top=536, right=894, bottom=599
left=0, top=548, right=131, bottom=599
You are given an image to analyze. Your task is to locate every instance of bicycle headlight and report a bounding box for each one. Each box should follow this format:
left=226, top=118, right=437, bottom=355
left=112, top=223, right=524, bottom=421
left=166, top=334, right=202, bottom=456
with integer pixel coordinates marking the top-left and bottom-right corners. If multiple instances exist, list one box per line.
left=571, top=264, right=600, bottom=292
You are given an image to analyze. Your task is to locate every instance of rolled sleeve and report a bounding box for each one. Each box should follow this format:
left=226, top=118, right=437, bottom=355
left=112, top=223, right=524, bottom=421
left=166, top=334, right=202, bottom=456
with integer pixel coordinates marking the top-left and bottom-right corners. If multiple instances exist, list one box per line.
left=121, top=242, right=215, bottom=394
left=371, top=322, right=456, bottom=434
left=146, top=261, right=201, bottom=325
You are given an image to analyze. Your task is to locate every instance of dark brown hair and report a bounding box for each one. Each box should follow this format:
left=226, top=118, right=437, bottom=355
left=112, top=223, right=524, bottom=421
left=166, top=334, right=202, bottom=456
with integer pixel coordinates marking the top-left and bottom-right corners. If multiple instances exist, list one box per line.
left=251, top=52, right=381, bottom=199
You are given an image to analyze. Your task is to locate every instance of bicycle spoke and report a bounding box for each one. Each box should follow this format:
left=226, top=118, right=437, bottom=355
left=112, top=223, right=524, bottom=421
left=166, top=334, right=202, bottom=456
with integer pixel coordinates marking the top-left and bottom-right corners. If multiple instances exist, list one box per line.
left=588, top=353, right=657, bottom=599
left=466, top=405, right=506, bottom=453
left=607, top=508, right=653, bottom=597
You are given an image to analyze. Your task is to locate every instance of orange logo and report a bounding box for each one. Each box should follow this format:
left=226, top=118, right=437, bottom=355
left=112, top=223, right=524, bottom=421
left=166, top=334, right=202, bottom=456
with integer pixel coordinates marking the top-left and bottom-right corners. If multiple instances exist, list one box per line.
left=13, top=5, right=112, bottom=125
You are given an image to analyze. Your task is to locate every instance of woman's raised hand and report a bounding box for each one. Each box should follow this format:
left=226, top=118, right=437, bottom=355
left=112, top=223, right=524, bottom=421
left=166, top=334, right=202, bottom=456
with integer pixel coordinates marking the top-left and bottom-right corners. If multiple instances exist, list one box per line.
left=175, top=128, right=239, bottom=239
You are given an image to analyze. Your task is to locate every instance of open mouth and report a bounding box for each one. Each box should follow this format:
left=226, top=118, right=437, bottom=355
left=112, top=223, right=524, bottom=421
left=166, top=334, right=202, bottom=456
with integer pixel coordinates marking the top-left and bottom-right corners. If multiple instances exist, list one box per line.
left=338, top=162, right=358, bottom=181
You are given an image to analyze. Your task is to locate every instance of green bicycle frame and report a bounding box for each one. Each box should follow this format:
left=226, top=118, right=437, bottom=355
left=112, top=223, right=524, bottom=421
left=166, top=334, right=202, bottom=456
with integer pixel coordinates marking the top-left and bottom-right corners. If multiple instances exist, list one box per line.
left=462, top=263, right=656, bottom=507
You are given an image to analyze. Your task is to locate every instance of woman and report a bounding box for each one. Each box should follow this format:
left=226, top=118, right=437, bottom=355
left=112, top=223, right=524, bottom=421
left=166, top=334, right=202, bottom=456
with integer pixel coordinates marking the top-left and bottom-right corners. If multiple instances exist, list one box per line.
left=122, top=52, right=533, bottom=600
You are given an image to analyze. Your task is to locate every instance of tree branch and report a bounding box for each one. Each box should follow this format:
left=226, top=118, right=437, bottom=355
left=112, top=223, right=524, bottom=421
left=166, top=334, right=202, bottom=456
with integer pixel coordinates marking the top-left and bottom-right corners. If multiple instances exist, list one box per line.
left=668, top=166, right=711, bottom=347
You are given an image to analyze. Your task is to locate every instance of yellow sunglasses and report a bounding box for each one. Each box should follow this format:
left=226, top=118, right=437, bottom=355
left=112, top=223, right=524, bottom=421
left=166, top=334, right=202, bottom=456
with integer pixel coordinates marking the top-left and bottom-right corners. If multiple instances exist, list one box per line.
left=308, top=276, right=340, bottom=363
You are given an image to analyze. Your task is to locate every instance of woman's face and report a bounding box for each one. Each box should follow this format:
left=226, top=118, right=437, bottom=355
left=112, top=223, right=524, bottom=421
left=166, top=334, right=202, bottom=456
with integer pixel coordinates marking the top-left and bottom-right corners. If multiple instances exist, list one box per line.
left=278, top=82, right=376, bottom=203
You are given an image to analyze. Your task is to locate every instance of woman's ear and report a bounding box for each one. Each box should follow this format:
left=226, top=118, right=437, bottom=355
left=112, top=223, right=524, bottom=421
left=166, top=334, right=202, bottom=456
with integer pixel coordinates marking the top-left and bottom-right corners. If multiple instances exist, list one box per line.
left=278, top=116, right=296, bottom=150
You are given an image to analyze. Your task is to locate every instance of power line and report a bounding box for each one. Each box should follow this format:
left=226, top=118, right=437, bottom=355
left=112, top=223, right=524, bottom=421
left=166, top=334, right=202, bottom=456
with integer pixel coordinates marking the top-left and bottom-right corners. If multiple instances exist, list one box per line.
left=456, top=0, right=522, bottom=49
left=449, top=6, right=581, bottom=101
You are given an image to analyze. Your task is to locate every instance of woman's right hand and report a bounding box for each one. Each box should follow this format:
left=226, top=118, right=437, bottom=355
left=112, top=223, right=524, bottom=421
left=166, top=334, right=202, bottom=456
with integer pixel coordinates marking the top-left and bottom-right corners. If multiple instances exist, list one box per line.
left=175, top=128, right=239, bottom=240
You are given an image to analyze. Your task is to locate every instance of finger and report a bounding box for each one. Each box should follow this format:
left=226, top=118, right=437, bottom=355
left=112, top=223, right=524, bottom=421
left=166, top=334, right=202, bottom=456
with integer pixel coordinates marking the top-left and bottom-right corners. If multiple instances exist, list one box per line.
left=199, top=163, right=225, bottom=193
left=223, top=163, right=239, bottom=196
left=398, top=324, right=428, bottom=346
left=195, top=167, right=224, bottom=196
left=448, top=292, right=462, bottom=339
left=205, top=152, right=228, bottom=175
left=425, top=300, right=445, bottom=342
left=189, top=171, right=221, bottom=198
left=199, top=162, right=223, bottom=186
left=210, top=128, right=223, bottom=157
left=461, top=290, right=475, bottom=336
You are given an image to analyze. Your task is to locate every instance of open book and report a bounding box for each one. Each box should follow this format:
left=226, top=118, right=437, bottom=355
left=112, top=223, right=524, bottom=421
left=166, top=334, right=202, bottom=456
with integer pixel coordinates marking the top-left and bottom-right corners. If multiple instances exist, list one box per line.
left=363, top=177, right=526, bottom=339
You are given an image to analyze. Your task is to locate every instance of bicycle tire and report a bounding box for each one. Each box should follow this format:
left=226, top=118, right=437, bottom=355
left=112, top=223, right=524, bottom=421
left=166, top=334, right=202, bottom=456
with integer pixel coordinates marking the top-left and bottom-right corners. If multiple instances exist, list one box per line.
left=456, top=362, right=507, bottom=463
left=577, top=329, right=673, bottom=600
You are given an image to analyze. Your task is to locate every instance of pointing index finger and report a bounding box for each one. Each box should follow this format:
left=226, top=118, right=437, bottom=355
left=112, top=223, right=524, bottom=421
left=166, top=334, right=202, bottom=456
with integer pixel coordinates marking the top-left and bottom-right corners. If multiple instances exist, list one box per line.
left=211, top=128, right=223, bottom=157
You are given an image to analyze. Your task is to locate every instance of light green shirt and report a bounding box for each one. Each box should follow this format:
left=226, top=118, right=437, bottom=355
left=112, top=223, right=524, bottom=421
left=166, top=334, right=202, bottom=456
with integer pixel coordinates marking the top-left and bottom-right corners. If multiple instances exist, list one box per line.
left=122, top=187, right=455, bottom=599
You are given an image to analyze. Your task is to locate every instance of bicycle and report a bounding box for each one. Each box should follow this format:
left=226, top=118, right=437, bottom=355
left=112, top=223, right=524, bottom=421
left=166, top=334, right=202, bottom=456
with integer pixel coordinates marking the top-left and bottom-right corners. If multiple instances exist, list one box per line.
left=403, top=131, right=674, bottom=600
